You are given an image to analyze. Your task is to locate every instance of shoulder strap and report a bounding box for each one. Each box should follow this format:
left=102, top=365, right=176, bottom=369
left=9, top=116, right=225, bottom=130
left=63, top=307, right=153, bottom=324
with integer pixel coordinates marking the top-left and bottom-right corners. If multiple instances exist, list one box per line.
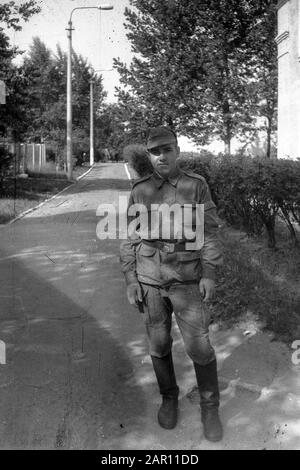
left=181, top=169, right=207, bottom=184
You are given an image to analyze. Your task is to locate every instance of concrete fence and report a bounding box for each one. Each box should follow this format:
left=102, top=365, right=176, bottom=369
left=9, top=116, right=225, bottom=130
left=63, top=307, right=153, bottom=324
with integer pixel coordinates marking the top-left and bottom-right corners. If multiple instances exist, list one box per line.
left=4, top=142, right=47, bottom=174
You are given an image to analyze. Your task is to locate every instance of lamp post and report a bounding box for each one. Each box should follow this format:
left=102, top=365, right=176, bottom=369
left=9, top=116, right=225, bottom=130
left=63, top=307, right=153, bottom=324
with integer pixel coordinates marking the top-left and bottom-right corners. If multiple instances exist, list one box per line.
left=66, top=4, right=114, bottom=180
left=89, top=79, right=95, bottom=166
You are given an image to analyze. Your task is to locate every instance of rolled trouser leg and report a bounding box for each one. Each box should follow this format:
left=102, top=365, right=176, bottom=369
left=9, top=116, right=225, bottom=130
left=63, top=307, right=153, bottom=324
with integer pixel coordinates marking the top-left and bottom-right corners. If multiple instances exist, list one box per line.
left=151, top=353, right=179, bottom=429
left=193, top=359, right=223, bottom=442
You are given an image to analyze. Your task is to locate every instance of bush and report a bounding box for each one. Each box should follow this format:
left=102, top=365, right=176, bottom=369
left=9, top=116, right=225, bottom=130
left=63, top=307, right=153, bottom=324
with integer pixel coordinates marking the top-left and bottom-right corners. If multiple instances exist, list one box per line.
left=272, top=159, right=300, bottom=243
left=189, top=154, right=300, bottom=248
left=211, top=155, right=266, bottom=238
left=46, top=147, right=56, bottom=162
left=177, top=151, right=214, bottom=183
left=123, top=144, right=153, bottom=177
left=122, top=142, right=300, bottom=248
left=0, top=147, right=14, bottom=183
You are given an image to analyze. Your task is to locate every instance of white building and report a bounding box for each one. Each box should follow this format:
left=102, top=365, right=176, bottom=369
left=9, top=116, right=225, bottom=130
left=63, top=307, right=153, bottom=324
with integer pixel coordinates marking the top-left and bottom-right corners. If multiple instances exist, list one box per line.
left=276, top=0, right=300, bottom=159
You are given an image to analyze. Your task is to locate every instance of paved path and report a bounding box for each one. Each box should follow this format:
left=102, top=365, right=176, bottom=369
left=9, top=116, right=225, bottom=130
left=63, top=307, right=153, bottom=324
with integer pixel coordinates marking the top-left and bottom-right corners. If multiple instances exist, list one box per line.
left=0, top=163, right=299, bottom=450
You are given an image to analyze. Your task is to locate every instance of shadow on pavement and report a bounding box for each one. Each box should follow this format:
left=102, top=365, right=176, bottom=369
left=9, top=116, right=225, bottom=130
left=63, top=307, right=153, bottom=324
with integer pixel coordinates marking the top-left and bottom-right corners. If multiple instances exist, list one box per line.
left=0, top=252, right=147, bottom=450
left=1, top=167, right=299, bottom=450
left=67, top=178, right=131, bottom=194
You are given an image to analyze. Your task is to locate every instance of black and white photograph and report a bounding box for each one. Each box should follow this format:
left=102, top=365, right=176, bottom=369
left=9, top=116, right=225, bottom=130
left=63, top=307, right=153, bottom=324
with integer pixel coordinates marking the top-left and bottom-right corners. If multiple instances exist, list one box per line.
left=0, top=0, right=299, bottom=454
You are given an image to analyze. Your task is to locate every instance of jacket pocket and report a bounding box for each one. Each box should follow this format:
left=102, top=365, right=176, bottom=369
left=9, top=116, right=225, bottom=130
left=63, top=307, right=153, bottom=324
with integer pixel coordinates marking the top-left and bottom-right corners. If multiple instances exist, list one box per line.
left=175, top=251, right=202, bottom=281
left=137, top=243, right=158, bottom=257
left=136, top=243, right=160, bottom=282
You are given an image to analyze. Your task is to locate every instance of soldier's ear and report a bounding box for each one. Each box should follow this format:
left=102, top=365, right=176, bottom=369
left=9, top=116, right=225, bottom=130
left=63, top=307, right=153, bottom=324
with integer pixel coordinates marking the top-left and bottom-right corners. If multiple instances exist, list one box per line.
left=176, top=145, right=180, bottom=155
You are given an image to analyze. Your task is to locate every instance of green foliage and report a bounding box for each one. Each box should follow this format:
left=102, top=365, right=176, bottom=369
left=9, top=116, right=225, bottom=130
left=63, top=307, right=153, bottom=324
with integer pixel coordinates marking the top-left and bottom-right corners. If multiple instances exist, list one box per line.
left=115, top=0, right=277, bottom=154
left=181, top=153, right=300, bottom=248
left=1, top=35, right=112, bottom=169
left=0, top=1, right=41, bottom=140
left=0, top=3, right=116, bottom=163
left=122, top=142, right=300, bottom=248
left=177, top=150, right=215, bottom=186
left=0, top=147, right=13, bottom=183
left=22, top=40, right=106, bottom=148
left=213, top=227, right=300, bottom=341
left=0, top=1, right=40, bottom=32
left=129, top=148, right=300, bottom=248
left=123, top=144, right=153, bottom=177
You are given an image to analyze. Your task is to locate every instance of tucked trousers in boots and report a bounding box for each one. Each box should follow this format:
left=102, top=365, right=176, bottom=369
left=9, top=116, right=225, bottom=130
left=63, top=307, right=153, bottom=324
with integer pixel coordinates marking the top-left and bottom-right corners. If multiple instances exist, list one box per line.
left=193, top=359, right=223, bottom=442
left=140, top=283, right=219, bottom=434
left=151, top=353, right=179, bottom=429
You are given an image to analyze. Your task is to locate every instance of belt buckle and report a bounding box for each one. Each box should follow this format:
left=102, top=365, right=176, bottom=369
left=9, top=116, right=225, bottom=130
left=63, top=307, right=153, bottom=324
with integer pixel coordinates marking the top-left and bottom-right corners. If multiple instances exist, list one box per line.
left=162, top=242, right=175, bottom=253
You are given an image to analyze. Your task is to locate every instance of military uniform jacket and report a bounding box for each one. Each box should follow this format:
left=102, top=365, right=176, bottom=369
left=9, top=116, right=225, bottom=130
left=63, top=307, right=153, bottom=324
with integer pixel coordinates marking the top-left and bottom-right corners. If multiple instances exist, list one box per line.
left=120, top=169, right=223, bottom=287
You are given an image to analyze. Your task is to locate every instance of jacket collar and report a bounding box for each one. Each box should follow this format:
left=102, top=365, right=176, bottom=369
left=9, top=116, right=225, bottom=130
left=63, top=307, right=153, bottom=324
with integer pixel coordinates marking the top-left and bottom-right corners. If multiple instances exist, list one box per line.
left=152, top=169, right=181, bottom=188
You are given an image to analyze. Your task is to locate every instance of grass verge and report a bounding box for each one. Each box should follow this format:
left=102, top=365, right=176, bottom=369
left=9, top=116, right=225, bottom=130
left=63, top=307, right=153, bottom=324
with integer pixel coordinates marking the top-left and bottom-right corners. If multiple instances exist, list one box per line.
left=212, top=223, right=300, bottom=342
left=0, top=166, right=91, bottom=224
left=0, top=177, right=71, bottom=224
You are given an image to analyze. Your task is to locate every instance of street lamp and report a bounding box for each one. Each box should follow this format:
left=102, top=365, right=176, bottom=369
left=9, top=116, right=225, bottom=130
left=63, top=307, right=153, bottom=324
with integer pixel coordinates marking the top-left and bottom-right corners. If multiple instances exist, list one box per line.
left=66, top=4, right=114, bottom=180
left=89, top=78, right=95, bottom=166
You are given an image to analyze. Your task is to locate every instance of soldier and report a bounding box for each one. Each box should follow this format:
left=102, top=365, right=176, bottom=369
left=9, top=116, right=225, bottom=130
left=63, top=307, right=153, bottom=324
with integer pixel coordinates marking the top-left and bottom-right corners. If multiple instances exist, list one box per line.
left=120, top=126, right=223, bottom=442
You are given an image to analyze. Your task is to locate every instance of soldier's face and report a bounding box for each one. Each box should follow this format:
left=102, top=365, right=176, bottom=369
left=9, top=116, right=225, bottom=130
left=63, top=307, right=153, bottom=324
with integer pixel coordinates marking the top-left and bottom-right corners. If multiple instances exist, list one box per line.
left=148, top=143, right=180, bottom=177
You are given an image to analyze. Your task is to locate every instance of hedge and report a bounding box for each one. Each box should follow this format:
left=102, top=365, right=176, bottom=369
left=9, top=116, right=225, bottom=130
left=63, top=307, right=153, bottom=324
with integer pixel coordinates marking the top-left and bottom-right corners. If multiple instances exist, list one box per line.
left=178, top=153, right=300, bottom=248
left=123, top=144, right=300, bottom=248
left=0, top=147, right=14, bottom=186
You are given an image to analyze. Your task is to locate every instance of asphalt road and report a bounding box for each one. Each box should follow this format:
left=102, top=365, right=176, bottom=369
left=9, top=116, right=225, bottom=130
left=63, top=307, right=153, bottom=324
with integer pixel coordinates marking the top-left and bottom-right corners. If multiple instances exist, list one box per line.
left=0, top=163, right=299, bottom=450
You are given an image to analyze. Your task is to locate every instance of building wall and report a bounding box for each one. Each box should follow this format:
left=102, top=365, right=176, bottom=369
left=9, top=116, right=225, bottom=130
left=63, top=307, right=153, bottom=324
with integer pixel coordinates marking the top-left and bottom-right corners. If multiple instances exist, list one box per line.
left=276, top=0, right=300, bottom=159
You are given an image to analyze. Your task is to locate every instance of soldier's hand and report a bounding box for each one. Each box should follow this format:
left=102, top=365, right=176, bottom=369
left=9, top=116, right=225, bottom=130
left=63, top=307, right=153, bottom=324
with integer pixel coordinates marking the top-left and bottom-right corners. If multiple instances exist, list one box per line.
left=199, top=278, right=215, bottom=302
left=127, top=283, right=143, bottom=306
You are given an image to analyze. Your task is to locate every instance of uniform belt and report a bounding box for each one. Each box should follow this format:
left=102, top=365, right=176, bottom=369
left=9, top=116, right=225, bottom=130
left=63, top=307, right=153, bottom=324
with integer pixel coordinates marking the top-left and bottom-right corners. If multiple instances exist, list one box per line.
left=141, top=239, right=187, bottom=253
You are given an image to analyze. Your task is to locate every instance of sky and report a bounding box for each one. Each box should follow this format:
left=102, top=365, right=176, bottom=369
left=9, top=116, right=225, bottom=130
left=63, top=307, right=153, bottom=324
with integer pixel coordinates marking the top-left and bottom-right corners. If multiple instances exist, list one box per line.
left=6, top=0, right=207, bottom=152
left=8, top=0, right=133, bottom=103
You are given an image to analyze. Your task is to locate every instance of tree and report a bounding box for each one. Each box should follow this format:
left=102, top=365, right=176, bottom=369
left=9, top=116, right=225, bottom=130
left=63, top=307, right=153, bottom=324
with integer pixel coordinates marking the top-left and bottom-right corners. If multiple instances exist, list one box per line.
left=21, top=38, right=107, bottom=164
left=22, top=37, right=55, bottom=140
left=114, top=0, right=277, bottom=154
left=0, top=1, right=41, bottom=140
left=245, top=3, right=278, bottom=158
left=0, top=3, right=111, bottom=166
left=0, top=1, right=40, bottom=31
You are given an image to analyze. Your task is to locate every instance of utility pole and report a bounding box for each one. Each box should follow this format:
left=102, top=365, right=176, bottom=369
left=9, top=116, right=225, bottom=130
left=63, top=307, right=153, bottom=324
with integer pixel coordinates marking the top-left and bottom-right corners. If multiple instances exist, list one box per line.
left=89, top=79, right=95, bottom=166
left=66, top=20, right=74, bottom=180
left=66, top=5, right=114, bottom=180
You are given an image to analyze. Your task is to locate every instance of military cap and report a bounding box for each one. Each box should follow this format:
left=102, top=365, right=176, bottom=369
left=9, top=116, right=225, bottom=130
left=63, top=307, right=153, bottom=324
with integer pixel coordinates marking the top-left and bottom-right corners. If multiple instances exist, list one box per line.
left=146, top=126, right=177, bottom=150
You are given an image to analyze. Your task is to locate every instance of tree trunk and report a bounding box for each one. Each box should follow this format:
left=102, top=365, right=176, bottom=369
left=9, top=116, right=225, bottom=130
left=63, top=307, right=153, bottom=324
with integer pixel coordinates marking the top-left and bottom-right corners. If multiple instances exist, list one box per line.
left=224, top=138, right=231, bottom=155
left=223, top=100, right=232, bottom=155
left=265, top=93, right=276, bottom=159
left=265, top=216, right=276, bottom=249
left=280, top=207, right=299, bottom=245
left=166, top=115, right=174, bottom=127
left=266, top=117, right=271, bottom=159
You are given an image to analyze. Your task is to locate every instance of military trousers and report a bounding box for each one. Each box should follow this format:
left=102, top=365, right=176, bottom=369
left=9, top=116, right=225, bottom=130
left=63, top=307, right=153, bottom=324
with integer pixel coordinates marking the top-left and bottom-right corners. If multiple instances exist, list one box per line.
left=140, top=282, right=216, bottom=365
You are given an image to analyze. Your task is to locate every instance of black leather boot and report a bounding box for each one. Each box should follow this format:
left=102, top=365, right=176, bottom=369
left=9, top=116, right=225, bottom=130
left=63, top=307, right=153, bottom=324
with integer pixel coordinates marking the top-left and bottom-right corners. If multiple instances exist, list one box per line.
left=151, top=353, right=179, bottom=429
left=193, top=359, right=223, bottom=442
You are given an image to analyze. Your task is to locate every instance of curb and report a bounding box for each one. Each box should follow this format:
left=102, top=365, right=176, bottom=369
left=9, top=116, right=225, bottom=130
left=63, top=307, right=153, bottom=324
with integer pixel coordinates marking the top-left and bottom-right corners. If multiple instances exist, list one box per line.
left=75, top=165, right=93, bottom=181
left=124, top=162, right=133, bottom=182
left=1, top=166, right=94, bottom=226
